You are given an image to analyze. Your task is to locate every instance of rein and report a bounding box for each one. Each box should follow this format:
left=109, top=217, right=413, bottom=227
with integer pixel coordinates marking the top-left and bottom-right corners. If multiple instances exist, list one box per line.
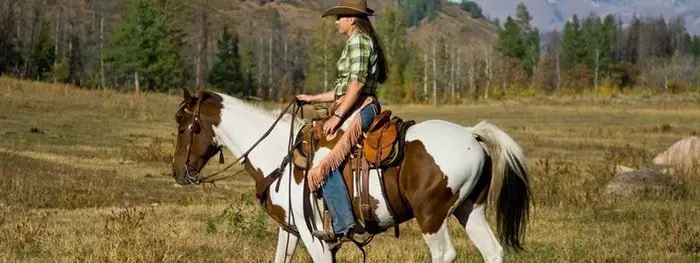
left=189, top=98, right=306, bottom=185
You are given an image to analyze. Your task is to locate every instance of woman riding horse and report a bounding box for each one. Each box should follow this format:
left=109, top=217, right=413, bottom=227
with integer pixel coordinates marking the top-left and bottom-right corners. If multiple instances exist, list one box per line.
left=295, top=0, right=389, bottom=242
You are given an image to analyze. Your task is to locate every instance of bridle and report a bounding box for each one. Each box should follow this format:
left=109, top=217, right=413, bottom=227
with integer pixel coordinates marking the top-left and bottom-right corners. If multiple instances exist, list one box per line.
left=181, top=93, right=204, bottom=184
left=180, top=93, right=227, bottom=184
left=179, top=94, right=306, bottom=185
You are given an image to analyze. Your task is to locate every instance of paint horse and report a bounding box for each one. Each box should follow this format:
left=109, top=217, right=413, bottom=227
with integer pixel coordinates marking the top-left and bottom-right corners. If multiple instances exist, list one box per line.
left=171, top=89, right=531, bottom=263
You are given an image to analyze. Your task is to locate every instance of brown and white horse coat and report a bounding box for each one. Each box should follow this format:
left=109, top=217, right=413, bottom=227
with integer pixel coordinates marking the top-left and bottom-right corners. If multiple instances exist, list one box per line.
left=171, top=91, right=531, bottom=263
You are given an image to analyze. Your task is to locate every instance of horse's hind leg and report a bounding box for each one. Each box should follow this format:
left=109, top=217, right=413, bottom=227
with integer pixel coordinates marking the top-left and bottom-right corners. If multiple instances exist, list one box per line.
left=453, top=200, right=504, bottom=263
left=273, top=228, right=299, bottom=263
left=421, top=220, right=457, bottom=263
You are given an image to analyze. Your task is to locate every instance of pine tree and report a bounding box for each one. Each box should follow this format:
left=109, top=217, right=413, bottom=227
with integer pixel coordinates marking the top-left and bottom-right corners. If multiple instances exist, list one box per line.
left=601, top=15, right=615, bottom=70
left=376, top=3, right=407, bottom=102
left=0, top=10, right=21, bottom=76
left=495, top=3, right=539, bottom=78
left=523, top=29, right=539, bottom=77
left=497, top=16, right=525, bottom=60
left=209, top=26, right=244, bottom=95
left=624, top=16, right=641, bottom=64
left=239, top=35, right=257, bottom=97
left=562, top=15, right=582, bottom=69
left=402, top=0, right=421, bottom=28
left=425, top=0, right=440, bottom=21
left=402, top=0, right=441, bottom=27
left=459, top=1, right=483, bottom=19
left=103, top=0, right=185, bottom=92
left=151, top=1, right=186, bottom=91
left=515, top=2, right=539, bottom=77
left=514, top=2, right=533, bottom=33
left=32, top=21, right=56, bottom=80
left=403, top=44, right=423, bottom=103
left=581, top=15, right=607, bottom=90
left=691, top=36, right=700, bottom=61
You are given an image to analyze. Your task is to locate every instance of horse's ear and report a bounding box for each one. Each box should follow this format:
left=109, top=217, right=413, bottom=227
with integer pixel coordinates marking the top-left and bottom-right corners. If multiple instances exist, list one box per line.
left=183, top=87, right=192, bottom=102
left=196, top=83, right=206, bottom=98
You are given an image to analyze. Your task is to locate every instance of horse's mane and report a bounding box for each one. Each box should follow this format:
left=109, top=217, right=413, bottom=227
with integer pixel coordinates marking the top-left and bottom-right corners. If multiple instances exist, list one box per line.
left=212, top=91, right=305, bottom=131
left=176, top=90, right=305, bottom=131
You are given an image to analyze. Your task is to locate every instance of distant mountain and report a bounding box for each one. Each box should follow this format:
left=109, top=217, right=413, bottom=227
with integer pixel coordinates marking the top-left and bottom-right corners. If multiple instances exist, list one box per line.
left=459, top=0, right=700, bottom=35
left=237, top=1, right=498, bottom=48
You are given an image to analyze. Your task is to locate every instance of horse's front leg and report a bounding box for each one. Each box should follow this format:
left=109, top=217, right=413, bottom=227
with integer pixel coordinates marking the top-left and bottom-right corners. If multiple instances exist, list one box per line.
left=274, top=228, right=299, bottom=263
left=296, top=229, right=334, bottom=262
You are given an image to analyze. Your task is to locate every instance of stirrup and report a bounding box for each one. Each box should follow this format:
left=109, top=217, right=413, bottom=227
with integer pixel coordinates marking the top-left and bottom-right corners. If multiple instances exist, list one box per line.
left=346, top=225, right=372, bottom=243
left=346, top=231, right=374, bottom=246
left=339, top=224, right=371, bottom=243
left=351, top=222, right=367, bottom=234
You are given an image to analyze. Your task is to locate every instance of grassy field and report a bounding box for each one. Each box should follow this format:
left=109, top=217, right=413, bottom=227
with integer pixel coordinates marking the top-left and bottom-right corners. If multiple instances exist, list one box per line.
left=1, top=77, right=699, bottom=262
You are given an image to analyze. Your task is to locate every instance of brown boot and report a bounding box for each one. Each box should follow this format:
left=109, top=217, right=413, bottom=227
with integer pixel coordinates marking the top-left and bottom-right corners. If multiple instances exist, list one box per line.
left=311, top=210, right=337, bottom=242
left=311, top=230, right=337, bottom=241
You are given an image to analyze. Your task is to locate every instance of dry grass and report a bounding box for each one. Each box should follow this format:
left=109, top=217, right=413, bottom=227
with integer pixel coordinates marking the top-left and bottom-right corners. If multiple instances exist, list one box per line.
left=1, top=77, right=699, bottom=262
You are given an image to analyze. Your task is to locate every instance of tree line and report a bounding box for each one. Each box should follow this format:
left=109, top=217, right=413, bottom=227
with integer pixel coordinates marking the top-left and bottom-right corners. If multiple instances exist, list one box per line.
left=0, top=0, right=699, bottom=105
left=498, top=3, right=700, bottom=95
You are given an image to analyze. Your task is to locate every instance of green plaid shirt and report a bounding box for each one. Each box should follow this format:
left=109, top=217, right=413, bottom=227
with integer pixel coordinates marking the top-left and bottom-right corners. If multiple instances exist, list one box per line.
left=333, top=32, right=378, bottom=98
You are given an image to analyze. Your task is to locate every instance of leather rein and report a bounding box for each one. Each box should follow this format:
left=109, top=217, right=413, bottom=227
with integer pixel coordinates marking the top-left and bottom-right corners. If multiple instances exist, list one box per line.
left=181, top=96, right=306, bottom=186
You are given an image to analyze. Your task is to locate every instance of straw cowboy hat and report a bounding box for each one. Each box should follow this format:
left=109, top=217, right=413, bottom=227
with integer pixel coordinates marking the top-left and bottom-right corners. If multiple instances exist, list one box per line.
left=321, top=0, right=375, bottom=17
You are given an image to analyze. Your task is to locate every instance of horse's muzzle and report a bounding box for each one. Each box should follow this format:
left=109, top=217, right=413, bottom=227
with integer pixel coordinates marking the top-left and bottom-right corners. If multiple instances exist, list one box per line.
left=173, top=167, right=200, bottom=185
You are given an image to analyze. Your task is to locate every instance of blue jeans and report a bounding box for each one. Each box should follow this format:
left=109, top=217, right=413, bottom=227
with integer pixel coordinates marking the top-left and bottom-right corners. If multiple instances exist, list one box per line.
left=320, top=102, right=380, bottom=235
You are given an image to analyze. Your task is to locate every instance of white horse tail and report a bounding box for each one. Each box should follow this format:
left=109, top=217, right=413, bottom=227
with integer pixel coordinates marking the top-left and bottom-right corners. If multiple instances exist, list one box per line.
left=469, top=120, right=531, bottom=250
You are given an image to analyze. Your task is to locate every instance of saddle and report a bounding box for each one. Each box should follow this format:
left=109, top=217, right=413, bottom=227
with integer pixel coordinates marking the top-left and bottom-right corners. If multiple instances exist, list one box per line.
left=362, top=110, right=414, bottom=168
left=292, top=107, right=415, bottom=234
left=292, top=110, right=413, bottom=171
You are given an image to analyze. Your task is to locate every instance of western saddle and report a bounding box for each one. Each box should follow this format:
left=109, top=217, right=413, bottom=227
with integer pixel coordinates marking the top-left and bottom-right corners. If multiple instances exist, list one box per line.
left=292, top=104, right=415, bottom=235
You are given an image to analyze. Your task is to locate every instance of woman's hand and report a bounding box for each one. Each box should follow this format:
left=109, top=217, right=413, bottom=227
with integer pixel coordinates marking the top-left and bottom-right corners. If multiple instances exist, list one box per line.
left=296, top=94, right=315, bottom=103
left=323, top=115, right=342, bottom=136
left=307, top=167, right=322, bottom=192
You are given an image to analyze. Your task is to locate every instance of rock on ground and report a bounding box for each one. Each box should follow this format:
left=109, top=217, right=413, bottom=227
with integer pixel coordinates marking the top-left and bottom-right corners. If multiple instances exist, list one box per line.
left=605, top=167, right=684, bottom=198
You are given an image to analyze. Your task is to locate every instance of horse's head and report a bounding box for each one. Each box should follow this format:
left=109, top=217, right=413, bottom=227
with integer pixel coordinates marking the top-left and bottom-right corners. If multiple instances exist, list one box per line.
left=171, top=88, right=223, bottom=185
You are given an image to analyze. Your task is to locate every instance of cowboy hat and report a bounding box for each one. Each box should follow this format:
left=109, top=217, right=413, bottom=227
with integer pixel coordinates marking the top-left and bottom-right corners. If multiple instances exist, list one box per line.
left=321, top=0, right=375, bottom=17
